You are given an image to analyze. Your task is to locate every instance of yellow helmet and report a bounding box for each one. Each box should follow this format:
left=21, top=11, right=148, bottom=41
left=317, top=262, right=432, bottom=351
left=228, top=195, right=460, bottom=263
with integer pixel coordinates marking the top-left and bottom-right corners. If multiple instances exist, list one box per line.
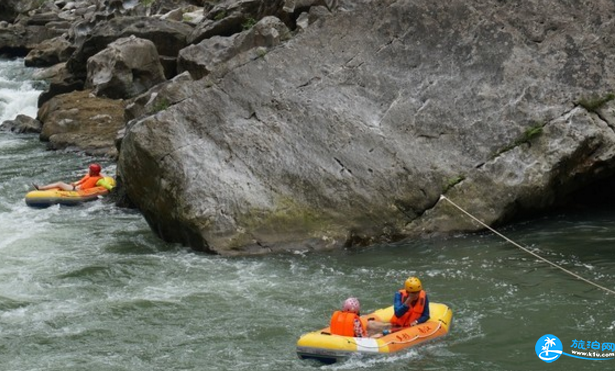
left=404, top=276, right=422, bottom=293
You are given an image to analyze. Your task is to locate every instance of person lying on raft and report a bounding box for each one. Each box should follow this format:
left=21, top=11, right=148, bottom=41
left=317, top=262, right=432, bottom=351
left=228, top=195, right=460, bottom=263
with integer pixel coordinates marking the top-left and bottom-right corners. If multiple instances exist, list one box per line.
left=33, top=163, right=105, bottom=191
left=366, top=276, right=430, bottom=337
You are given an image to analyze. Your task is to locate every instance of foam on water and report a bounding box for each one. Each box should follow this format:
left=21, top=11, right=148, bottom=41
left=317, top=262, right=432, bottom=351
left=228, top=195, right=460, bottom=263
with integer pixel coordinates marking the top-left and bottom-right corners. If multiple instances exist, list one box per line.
left=0, top=87, right=40, bottom=121
left=1, top=58, right=615, bottom=371
left=0, top=59, right=42, bottom=122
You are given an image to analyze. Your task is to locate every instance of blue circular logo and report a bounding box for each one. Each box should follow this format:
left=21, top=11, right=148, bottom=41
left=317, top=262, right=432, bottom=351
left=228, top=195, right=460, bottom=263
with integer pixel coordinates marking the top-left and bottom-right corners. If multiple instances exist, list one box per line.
left=536, top=334, right=563, bottom=363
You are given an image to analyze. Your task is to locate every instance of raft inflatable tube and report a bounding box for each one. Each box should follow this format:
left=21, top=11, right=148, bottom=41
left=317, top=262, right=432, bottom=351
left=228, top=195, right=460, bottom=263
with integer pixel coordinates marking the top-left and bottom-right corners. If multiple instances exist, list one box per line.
left=25, top=177, right=116, bottom=208
left=296, top=302, right=452, bottom=363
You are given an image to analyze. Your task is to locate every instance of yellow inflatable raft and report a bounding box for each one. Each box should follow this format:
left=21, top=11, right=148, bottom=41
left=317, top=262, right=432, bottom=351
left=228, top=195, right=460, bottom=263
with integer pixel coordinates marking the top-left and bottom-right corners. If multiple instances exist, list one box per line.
left=25, top=177, right=116, bottom=208
left=296, top=302, right=452, bottom=363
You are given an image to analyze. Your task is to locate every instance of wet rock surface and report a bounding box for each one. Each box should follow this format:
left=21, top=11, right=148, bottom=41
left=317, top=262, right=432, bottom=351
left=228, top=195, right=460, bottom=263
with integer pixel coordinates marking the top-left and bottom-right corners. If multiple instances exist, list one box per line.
left=4, top=0, right=615, bottom=255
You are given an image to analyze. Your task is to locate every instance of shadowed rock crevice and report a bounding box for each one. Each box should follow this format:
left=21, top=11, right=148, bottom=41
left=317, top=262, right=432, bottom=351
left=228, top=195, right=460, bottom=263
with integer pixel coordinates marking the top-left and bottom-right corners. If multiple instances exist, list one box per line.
left=555, top=176, right=615, bottom=210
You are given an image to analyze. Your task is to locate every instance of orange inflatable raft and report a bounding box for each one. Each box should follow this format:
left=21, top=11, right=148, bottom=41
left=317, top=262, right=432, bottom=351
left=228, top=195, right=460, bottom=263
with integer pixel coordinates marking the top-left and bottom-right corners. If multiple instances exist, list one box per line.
left=296, top=302, right=452, bottom=363
left=25, top=177, right=116, bottom=208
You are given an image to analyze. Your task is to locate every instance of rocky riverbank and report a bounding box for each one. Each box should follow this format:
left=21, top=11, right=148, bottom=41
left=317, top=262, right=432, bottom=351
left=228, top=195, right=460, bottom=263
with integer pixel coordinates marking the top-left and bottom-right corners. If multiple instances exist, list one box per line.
left=2, top=0, right=615, bottom=255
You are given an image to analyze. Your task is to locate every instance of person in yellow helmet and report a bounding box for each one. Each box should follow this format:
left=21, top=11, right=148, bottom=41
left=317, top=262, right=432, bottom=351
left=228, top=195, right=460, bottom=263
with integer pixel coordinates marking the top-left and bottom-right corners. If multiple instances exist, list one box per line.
left=364, top=276, right=431, bottom=337
left=391, top=276, right=430, bottom=328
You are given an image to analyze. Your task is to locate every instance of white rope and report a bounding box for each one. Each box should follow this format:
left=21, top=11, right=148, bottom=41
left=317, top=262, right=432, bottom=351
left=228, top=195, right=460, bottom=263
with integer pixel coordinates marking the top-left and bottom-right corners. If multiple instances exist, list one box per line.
left=439, top=195, right=615, bottom=295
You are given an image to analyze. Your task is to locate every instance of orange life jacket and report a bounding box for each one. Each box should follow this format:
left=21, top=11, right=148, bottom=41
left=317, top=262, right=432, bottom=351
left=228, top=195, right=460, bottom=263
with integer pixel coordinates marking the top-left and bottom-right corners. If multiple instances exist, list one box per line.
left=74, top=174, right=103, bottom=190
left=391, top=290, right=426, bottom=327
left=330, top=311, right=366, bottom=337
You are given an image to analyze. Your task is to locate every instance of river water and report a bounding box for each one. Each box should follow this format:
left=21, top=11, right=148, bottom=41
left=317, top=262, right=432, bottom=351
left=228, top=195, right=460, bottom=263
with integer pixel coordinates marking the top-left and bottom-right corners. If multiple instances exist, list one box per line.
left=1, top=58, right=614, bottom=371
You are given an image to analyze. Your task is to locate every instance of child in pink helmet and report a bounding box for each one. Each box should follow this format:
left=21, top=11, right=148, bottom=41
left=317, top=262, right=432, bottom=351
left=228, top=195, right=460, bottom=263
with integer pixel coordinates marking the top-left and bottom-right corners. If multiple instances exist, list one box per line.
left=330, top=297, right=367, bottom=337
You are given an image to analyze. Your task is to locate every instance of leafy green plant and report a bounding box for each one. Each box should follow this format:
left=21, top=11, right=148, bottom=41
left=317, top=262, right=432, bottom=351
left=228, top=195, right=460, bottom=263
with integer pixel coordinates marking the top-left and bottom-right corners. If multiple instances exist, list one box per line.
left=517, top=124, right=543, bottom=143
left=152, top=98, right=170, bottom=113
left=577, top=93, right=615, bottom=113
left=242, top=17, right=257, bottom=30
left=214, top=10, right=226, bottom=21
left=494, top=123, right=544, bottom=157
left=256, top=47, right=267, bottom=58
left=443, top=175, right=465, bottom=192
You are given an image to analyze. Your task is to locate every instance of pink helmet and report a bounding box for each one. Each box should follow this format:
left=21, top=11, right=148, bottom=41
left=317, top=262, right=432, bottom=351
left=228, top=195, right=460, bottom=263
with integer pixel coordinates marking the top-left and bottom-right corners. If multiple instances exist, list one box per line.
left=342, top=297, right=360, bottom=314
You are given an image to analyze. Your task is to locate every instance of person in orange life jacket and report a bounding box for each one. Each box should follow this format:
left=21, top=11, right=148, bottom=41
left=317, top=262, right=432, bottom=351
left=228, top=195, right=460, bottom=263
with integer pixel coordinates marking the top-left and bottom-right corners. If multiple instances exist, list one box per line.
left=329, top=297, right=367, bottom=337
left=391, top=276, right=430, bottom=328
left=33, top=164, right=104, bottom=191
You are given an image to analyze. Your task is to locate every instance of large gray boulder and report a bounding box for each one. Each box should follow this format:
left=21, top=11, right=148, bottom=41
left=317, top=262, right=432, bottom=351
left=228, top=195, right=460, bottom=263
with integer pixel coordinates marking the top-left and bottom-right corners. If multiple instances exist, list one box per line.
left=178, top=16, right=290, bottom=79
left=38, top=90, right=126, bottom=157
left=86, top=36, right=166, bottom=99
left=24, top=35, right=76, bottom=67
left=187, top=0, right=287, bottom=44
left=67, top=16, right=194, bottom=79
left=118, top=0, right=615, bottom=255
left=0, top=114, right=42, bottom=134
left=0, top=12, right=68, bottom=56
left=282, top=0, right=336, bottom=13
left=123, top=71, right=198, bottom=124
left=0, top=0, right=40, bottom=22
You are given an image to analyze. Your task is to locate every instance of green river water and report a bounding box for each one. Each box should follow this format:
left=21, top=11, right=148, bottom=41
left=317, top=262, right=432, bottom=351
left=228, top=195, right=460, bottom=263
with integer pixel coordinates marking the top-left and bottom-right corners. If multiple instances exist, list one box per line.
left=0, top=59, right=613, bottom=371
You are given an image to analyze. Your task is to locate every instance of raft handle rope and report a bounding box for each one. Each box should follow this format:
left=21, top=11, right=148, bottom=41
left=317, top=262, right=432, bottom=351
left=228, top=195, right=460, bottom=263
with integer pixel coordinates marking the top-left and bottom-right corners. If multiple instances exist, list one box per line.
left=347, top=320, right=442, bottom=348
left=440, top=195, right=615, bottom=295
left=347, top=308, right=449, bottom=349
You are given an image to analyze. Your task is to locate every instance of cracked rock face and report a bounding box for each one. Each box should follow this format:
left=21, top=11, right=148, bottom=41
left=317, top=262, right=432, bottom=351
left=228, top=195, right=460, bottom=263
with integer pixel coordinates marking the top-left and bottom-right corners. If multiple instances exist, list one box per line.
left=118, top=0, right=615, bottom=255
